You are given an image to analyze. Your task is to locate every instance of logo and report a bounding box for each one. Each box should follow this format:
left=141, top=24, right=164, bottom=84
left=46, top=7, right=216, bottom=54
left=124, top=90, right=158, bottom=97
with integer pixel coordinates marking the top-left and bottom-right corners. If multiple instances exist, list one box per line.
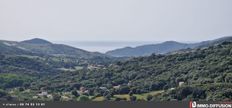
left=192, top=101, right=197, bottom=108
left=190, top=101, right=197, bottom=108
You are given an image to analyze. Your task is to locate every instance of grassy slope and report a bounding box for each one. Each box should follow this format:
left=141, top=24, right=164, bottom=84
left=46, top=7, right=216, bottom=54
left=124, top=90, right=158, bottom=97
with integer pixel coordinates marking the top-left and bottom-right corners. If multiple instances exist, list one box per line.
left=92, top=90, right=164, bottom=101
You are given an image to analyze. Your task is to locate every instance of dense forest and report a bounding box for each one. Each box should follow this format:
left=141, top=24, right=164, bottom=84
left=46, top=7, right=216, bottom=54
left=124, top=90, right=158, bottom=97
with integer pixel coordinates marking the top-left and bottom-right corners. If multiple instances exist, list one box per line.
left=0, top=39, right=232, bottom=101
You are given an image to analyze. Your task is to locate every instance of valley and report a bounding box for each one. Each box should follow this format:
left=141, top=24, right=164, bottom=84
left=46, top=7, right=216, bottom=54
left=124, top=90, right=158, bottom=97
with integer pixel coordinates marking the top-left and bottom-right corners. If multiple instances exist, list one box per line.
left=0, top=37, right=232, bottom=101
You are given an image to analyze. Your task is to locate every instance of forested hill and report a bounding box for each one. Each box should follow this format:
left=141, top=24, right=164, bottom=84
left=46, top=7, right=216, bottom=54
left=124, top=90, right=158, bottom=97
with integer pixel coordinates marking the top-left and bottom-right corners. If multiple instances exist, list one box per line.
left=106, top=36, right=232, bottom=57
left=29, top=41, right=232, bottom=101
left=0, top=38, right=116, bottom=74
left=0, top=39, right=232, bottom=101
left=101, top=41, right=232, bottom=100
left=106, top=41, right=195, bottom=57
left=0, top=38, right=110, bottom=59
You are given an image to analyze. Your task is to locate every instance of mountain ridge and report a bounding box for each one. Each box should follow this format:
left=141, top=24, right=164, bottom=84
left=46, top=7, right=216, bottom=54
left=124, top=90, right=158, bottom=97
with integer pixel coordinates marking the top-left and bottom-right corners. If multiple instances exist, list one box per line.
left=0, top=38, right=110, bottom=59
left=106, top=36, right=232, bottom=57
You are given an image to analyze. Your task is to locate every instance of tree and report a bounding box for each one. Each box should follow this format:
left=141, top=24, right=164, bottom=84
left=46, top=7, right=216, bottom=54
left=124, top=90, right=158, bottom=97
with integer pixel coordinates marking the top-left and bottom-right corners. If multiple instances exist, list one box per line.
left=71, top=90, right=80, bottom=97
left=176, top=87, right=193, bottom=100
left=128, top=91, right=133, bottom=96
left=223, top=89, right=232, bottom=99
left=115, top=97, right=122, bottom=101
left=146, top=95, right=153, bottom=101
left=71, top=83, right=81, bottom=89
left=78, top=95, right=90, bottom=101
left=0, top=89, right=7, bottom=98
left=130, top=96, right=137, bottom=101
left=103, top=91, right=113, bottom=100
left=192, top=88, right=206, bottom=99
left=18, top=87, right=24, bottom=92
left=53, top=94, right=61, bottom=101
left=118, top=86, right=130, bottom=94
left=225, top=73, right=232, bottom=83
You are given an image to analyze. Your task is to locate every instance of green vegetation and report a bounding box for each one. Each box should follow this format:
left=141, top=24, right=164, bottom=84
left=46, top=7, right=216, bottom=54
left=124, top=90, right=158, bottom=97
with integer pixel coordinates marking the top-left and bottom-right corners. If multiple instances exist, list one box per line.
left=78, top=95, right=90, bottom=101
left=0, top=74, right=33, bottom=89
left=0, top=38, right=232, bottom=101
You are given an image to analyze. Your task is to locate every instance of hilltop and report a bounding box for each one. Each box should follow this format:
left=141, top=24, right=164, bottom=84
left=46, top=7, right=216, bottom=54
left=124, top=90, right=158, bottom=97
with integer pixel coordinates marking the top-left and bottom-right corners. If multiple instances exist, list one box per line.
left=20, top=38, right=52, bottom=44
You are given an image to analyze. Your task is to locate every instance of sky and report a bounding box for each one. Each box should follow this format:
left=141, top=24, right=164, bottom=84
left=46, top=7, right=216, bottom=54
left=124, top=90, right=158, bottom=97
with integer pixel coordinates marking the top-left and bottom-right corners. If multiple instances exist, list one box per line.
left=0, top=0, right=232, bottom=42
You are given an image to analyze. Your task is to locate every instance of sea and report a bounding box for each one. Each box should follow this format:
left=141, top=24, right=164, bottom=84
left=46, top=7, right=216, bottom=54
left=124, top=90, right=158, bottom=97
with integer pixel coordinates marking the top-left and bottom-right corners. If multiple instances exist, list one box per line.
left=53, top=41, right=159, bottom=53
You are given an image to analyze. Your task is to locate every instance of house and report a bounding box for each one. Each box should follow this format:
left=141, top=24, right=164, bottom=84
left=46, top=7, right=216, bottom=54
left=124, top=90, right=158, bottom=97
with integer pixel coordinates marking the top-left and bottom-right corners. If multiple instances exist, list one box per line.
left=87, top=65, right=99, bottom=70
left=99, top=87, right=108, bottom=91
left=169, top=88, right=175, bottom=90
left=33, top=96, right=38, bottom=99
left=113, top=85, right=121, bottom=89
left=47, top=94, right=53, bottom=99
left=179, top=82, right=185, bottom=87
left=79, top=87, right=89, bottom=94
left=80, top=87, right=86, bottom=93
left=83, top=90, right=89, bottom=94
left=87, top=64, right=105, bottom=70
left=37, top=91, right=48, bottom=96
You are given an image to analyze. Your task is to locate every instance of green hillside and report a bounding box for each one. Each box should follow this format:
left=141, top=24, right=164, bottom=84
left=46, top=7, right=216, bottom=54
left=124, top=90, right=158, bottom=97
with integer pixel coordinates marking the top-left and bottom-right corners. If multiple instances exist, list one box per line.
left=0, top=40, right=232, bottom=101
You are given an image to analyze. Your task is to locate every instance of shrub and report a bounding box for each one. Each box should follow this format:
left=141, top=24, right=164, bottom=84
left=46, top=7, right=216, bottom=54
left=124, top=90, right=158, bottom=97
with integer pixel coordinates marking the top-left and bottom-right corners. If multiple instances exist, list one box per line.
left=78, top=95, right=90, bottom=101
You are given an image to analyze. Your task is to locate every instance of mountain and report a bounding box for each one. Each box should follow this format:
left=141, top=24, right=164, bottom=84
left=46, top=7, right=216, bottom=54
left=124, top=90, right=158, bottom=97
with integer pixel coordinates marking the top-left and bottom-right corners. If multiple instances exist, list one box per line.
left=102, top=41, right=232, bottom=101
left=0, top=38, right=232, bottom=101
left=106, top=41, right=196, bottom=57
left=106, top=36, right=232, bottom=57
left=20, top=38, right=52, bottom=44
left=0, top=38, right=109, bottom=59
left=196, top=36, right=232, bottom=48
left=0, top=38, right=116, bottom=74
left=0, top=40, right=33, bottom=55
left=14, top=41, right=231, bottom=101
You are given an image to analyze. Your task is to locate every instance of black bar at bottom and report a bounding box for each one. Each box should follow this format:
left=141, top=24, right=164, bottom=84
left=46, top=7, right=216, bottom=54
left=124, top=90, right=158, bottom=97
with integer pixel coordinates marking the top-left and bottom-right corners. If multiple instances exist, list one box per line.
left=0, top=101, right=189, bottom=108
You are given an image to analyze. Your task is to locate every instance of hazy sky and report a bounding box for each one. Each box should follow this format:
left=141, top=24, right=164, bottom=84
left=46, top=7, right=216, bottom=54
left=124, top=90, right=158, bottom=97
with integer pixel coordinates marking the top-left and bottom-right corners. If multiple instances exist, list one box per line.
left=0, top=0, right=232, bottom=42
